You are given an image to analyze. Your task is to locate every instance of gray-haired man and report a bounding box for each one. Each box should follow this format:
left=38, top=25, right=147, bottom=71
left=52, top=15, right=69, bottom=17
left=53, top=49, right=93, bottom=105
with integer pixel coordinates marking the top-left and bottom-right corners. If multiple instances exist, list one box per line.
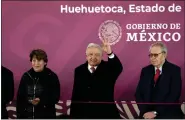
left=70, top=40, right=123, bottom=119
left=135, top=42, right=183, bottom=119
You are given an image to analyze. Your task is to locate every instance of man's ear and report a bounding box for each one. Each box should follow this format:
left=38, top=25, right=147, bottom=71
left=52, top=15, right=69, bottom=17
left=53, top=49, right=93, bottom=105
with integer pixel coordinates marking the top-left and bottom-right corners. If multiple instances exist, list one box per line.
left=164, top=52, right=167, bottom=58
left=86, top=55, right=88, bottom=61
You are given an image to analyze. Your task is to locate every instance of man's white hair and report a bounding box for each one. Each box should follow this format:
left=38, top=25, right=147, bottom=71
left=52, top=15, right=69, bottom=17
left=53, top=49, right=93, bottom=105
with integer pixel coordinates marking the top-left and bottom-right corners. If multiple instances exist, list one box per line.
left=149, top=42, right=168, bottom=54
left=86, top=43, right=103, bottom=55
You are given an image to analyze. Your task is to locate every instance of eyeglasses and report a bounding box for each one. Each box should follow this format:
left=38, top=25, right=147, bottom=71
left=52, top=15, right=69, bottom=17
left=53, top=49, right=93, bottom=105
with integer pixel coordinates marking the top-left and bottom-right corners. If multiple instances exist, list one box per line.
left=148, top=52, right=163, bottom=58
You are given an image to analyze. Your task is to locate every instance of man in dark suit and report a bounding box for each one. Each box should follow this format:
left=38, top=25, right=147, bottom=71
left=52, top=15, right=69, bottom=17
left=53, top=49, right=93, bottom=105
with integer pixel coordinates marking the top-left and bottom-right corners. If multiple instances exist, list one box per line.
left=135, top=42, right=184, bottom=119
left=1, top=66, right=14, bottom=119
left=70, top=39, right=123, bottom=119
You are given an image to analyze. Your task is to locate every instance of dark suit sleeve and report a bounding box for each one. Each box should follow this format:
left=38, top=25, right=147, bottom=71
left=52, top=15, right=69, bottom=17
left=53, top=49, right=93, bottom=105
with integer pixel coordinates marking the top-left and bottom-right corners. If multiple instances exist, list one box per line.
left=155, top=67, right=182, bottom=115
left=135, top=68, right=147, bottom=117
left=16, top=75, right=28, bottom=118
left=40, top=73, right=60, bottom=105
left=48, top=73, right=60, bottom=104
left=165, top=67, right=182, bottom=102
left=107, top=54, right=123, bottom=80
left=71, top=68, right=79, bottom=101
left=9, top=71, right=14, bottom=102
left=2, top=68, right=14, bottom=105
left=70, top=68, right=81, bottom=117
left=6, top=70, right=14, bottom=104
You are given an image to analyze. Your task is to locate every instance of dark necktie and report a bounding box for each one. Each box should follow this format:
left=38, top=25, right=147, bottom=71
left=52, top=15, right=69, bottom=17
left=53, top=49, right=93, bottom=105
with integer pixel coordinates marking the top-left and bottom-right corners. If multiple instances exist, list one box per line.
left=90, top=67, right=95, bottom=73
left=154, top=69, right=160, bottom=83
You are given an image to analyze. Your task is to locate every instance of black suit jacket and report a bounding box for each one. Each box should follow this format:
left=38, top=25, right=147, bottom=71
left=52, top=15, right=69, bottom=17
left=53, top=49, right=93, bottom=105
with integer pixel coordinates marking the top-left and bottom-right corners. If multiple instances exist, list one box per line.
left=70, top=54, right=123, bottom=119
left=1, top=66, right=14, bottom=119
left=135, top=60, right=183, bottom=119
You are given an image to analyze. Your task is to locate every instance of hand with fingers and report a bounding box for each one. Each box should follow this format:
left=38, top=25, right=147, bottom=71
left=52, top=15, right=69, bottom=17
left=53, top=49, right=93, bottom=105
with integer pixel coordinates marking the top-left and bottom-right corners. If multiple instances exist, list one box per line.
left=31, top=98, right=40, bottom=106
left=143, top=111, right=156, bottom=119
left=101, top=39, right=112, bottom=55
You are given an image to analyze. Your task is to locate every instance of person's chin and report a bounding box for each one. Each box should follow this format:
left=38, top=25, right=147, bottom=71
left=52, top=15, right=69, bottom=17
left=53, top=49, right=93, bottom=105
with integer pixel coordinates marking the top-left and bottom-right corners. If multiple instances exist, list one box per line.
left=33, top=68, right=42, bottom=72
left=153, top=64, right=159, bottom=67
left=90, top=63, right=97, bottom=66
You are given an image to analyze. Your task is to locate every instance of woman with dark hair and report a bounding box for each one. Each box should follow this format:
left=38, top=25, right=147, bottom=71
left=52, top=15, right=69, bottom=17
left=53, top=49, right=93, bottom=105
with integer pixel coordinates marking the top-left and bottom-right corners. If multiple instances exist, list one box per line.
left=16, top=49, right=60, bottom=119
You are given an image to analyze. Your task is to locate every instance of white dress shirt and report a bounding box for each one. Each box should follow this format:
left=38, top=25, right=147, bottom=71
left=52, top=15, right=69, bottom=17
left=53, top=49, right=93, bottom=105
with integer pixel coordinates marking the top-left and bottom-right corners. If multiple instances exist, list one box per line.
left=88, top=53, right=115, bottom=73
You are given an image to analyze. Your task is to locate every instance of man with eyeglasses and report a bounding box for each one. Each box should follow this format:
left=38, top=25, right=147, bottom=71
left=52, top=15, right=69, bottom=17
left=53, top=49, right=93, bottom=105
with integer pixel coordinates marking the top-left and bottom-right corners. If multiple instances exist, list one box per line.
left=70, top=39, right=123, bottom=119
left=135, top=42, right=183, bottom=119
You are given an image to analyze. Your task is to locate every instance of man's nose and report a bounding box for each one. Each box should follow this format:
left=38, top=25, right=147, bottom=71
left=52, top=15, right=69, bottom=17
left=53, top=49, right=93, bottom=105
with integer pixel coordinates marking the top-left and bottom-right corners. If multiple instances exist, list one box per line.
left=91, top=55, right=96, bottom=59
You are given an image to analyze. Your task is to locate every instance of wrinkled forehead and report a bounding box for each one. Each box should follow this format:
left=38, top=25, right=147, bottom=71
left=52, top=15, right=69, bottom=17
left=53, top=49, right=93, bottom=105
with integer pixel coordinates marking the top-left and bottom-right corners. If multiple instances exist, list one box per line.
left=150, top=46, right=162, bottom=53
left=86, top=47, right=101, bottom=54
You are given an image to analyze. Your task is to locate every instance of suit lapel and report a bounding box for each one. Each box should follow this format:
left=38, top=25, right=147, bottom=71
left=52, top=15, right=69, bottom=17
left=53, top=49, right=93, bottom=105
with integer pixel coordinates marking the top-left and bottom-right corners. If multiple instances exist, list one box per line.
left=84, top=61, right=92, bottom=75
left=148, top=65, right=155, bottom=86
left=145, top=65, right=155, bottom=101
left=157, top=60, right=169, bottom=87
left=93, top=60, right=104, bottom=75
left=84, top=61, right=103, bottom=74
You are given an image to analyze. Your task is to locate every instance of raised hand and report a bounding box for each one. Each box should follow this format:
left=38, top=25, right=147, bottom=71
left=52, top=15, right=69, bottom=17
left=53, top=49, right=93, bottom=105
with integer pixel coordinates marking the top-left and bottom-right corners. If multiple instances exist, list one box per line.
left=101, top=39, right=112, bottom=54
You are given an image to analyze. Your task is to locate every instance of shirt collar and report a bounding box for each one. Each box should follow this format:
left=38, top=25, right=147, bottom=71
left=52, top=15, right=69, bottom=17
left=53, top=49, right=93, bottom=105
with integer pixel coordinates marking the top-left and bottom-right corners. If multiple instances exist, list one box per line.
left=154, top=61, right=165, bottom=74
left=88, top=64, right=97, bottom=70
left=155, top=66, right=162, bottom=74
